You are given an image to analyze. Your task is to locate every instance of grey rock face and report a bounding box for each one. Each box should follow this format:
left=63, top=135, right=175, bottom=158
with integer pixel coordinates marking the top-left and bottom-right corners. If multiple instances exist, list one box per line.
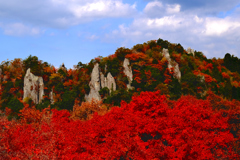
left=106, top=72, right=116, bottom=94
left=187, top=47, right=195, bottom=56
left=86, top=63, right=117, bottom=102
left=123, top=58, right=133, bottom=90
left=49, top=88, right=55, bottom=104
left=85, top=63, right=101, bottom=102
left=23, top=68, right=44, bottom=104
left=38, top=77, right=44, bottom=104
left=100, top=72, right=107, bottom=88
left=162, top=48, right=181, bottom=81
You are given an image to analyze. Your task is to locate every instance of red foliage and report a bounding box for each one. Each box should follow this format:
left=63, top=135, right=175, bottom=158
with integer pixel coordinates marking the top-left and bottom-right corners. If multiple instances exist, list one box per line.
left=63, top=79, right=73, bottom=87
left=150, top=60, right=163, bottom=71
left=217, top=65, right=222, bottom=72
left=145, top=70, right=152, bottom=80
left=133, top=69, right=141, bottom=83
left=222, top=72, right=230, bottom=79
left=108, top=54, right=116, bottom=60
left=125, top=53, right=147, bottom=61
left=206, top=63, right=213, bottom=70
left=142, top=44, right=150, bottom=52
left=198, top=61, right=213, bottom=72
left=134, top=77, right=141, bottom=83
left=0, top=91, right=239, bottom=159
left=204, top=74, right=217, bottom=83
left=164, top=68, right=172, bottom=84
left=193, top=70, right=217, bottom=84
left=172, top=53, right=181, bottom=64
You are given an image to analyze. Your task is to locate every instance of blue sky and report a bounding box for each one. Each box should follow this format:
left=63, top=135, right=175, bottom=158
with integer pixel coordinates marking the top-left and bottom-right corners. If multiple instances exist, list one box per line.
left=0, top=0, right=240, bottom=69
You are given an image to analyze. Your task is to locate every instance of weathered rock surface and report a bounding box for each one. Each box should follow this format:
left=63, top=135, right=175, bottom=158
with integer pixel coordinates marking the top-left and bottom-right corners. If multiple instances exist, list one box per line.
left=106, top=72, right=116, bottom=94
left=187, top=47, right=195, bottom=56
left=100, top=72, right=107, bottom=88
left=162, top=48, right=181, bottom=81
left=85, top=63, right=101, bottom=102
left=123, top=58, right=133, bottom=90
left=86, top=63, right=117, bottom=102
left=38, top=77, right=44, bottom=104
left=23, top=68, right=44, bottom=104
left=49, top=88, right=55, bottom=104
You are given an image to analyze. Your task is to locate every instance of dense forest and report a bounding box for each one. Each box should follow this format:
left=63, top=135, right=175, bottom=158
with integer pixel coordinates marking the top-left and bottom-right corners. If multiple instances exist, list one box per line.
left=0, top=38, right=239, bottom=159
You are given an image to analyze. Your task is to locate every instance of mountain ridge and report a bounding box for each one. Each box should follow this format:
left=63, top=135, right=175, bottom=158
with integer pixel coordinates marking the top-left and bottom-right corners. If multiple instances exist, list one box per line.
left=0, top=38, right=240, bottom=120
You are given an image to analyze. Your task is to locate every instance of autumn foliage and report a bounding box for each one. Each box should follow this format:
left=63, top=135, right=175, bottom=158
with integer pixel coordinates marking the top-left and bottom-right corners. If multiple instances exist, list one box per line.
left=0, top=91, right=239, bottom=159
left=0, top=39, right=240, bottom=159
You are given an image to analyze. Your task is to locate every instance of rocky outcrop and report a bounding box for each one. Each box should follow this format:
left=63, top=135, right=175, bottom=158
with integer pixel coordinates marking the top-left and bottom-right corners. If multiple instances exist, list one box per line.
left=162, top=48, right=181, bottom=81
left=38, top=77, right=44, bottom=104
left=85, top=63, right=117, bottom=102
left=100, top=72, right=116, bottom=93
left=23, top=68, right=44, bottom=104
left=49, top=88, right=55, bottom=104
left=106, top=72, right=116, bottom=94
left=187, top=47, right=195, bottom=56
left=100, top=72, right=106, bottom=88
left=123, top=58, right=133, bottom=90
left=60, top=63, right=67, bottom=71
left=85, top=63, right=102, bottom=102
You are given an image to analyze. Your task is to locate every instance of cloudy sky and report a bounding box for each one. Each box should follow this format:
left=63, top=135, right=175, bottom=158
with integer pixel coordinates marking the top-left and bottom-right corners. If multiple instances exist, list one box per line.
left=0, top=0, right=240, bottom=69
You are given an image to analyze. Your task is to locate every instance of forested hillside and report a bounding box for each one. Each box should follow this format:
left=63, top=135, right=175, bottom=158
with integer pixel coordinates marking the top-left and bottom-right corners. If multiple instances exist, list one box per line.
left=1, top=38, right=240, bottom=119
left=0, top=38, right=239, bottom=159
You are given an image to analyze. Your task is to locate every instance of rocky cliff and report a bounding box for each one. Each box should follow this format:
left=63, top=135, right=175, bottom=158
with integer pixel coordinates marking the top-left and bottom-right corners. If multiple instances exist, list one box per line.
left=85, top=63, right=102, bottom=102
left=23, top=68, right=44, bottom=104
left=85, top=62, right=118, bottom=102
left=162, top=48, right=181, bottom=81
left=187, top=47, right=195, bottom=56
left=123, top=58, right=133, bottom=90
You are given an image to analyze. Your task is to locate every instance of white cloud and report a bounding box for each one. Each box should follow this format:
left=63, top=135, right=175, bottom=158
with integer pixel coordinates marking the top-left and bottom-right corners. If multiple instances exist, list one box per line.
left=143, top=1, right=181, bottom=18
left=204, top=17, right=240, bottom=36
left=160, top=0, right=240, bottom=16
left=105, top=1, right=240, bottom=59
left=70, top=1, right=136, bottom=19
left=0, top=0, right=137, bottom=30
left=166, top=4, right=181, bottom=14
left=0, top=23, right=41, bottom=36
left=144, top=1, right=163, bottom=13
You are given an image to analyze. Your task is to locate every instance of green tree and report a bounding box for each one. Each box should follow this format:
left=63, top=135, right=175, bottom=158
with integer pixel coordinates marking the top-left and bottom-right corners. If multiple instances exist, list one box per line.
left=181, top=72, right=204, bottom=96
left=56, top=90, right=77, bottom=111
left=168, top=78, right=181, bottom=100
left=23, top=55, right=43, bottom=76
left=223, top=79, right=232, bottom=99
left=232, top=86, right=240, bottom=100
left=99, top=87, right=110, bottom=99
left=106, top=58, right=120, bottom=77
left=174, top=43, right=184, bottom=53
left=104, top=89, right=134, bottom=106
left=157, top=38, right=170, bottom=49
left=115, top=47, right=132, bottom=61
left=132, top=44, right=144, bottom=52
left=7, top=97, right=24, bottom=113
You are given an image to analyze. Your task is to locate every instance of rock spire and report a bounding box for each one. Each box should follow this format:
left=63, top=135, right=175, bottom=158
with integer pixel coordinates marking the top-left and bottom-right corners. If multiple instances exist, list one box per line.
left=23, top=68, right=44, bottom=104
